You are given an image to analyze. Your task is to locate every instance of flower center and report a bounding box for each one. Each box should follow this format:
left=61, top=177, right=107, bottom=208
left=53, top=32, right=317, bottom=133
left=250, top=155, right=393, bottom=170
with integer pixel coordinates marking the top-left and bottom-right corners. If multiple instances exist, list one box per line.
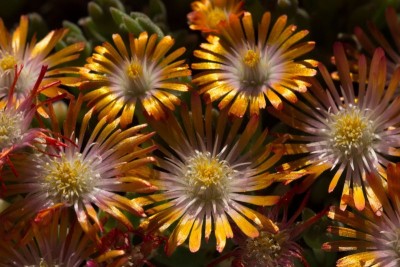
left=126, top=246, right=144, bottom=266
left=0, top=60, right=42, bottom=98
left=328, top=105, right=375, bottom=159
left=41, top=152, right=99, bottom=204
left=122, top=59, right=156, bottom=97
left=243, top=50, right=260, bottom=68
left=0, top=54, right=17, bottom=71
left=0, top=110, right=23, bottom=149
left=384, top=226, right=400, bottom=255
left=185, top=151, right=233, bottom=200
left=236, top=47, right=270, bottom=94
left=243, top=231, right=283, bottom=266
left=24, top=258, right=61, bottom=267
left=207, top=8, right=227, bottom=29
left=127, top=61, right=143, bottom=80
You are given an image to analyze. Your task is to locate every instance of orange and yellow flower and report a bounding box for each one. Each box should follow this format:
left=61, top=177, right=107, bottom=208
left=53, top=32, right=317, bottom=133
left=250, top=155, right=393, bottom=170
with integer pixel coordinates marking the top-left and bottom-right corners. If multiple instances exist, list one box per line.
left=192, top=11, right=317, bottom=117
left=80, top=32, right=191, bottom=127
left=323, top=162, right=400, bottom=267
left=210, top=189, right=324, bottom=267
left=134, top=93, right=306, bottom=255
left=0, top=204, right=96, bottom=266
left=0, top=95, right=157, bottom=241
left=187, top=0, right=244, bottom=34
left=0, top=15, right=84, bottom=108
left=269, top=43, right=400, bottom=212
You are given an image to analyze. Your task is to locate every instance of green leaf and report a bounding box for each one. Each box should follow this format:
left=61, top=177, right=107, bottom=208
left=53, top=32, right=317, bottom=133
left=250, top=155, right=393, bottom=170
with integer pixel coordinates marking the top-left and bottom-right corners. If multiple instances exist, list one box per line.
left=27, top=12, right=48, bottom=40
left=148, top=0, right=167, bottom=23
left=137, top=16, right=165, bottom=38
left=303, top=248, right=337, bottom=267
left=130, top=11, right=151, bottom=20
left=63, top=20, right=83, bottom=35
left=302, top=207, right=316, bottom=221
left=97, top=0, right=125, bottom=12
left=82, top=17, right=107, bottom=42
left=110, top=7, right=129, bottom=26
left=88, top=2, right=104, bottom=21
left=302, top=209, right=331, bottom=249
left=61, top=20, right=92, bottom=62
left=123, top=17, right=145, bottom=35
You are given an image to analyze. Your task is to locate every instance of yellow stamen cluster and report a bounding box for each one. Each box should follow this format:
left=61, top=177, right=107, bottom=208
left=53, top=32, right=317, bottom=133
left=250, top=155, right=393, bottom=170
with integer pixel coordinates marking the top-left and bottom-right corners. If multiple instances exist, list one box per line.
left=243, top=49, right=260, bottom=68
left=38, top=258, right=58, bottom=267
left=43, top=153, right=99, bottom=204
left=0, top=54, right=17, bottom=71
left=206, top=8, right=227, bottom=29
left=127, top=61, right=143, bottom=80
left=124, top=60, right=153, bottom=97
left=238, top=48, right=269, bottom=91
left=243, top=231, right=284, bottom=266
left=0, top=110, right=23, bottom=149
left=329, top=105, right=375, bottom=158
left=191, top=156, right=224, bottom=186
left=28, top=258, right=62, bottom=267
left=185, top=151, right=233, bottom=200
left=127, top=246, right=144, bottom=266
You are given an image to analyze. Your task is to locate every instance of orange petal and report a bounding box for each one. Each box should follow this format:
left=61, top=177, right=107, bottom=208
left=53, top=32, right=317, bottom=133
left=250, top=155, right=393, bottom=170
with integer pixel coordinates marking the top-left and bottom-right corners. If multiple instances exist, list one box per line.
left=189, top=217, right=203, bottom=253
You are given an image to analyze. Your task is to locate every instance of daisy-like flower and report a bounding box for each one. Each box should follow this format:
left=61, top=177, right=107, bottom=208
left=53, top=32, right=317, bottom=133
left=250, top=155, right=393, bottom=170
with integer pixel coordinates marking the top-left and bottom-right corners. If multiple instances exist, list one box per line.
left=80, top=32, right=191, bottom=127
left=269, top=42, right=400, bottom=212
left=0, top=15, right=84, bottom=108
left=0, top=65, right=64, bottom=167
left=192, top=11, right=317, bottom=117
left=187, top=0, right=244, bottom=34
left=0, top=204, right=96, bottom=267
left=322, top=162, right=400, bottom=267
left=209, top=189, right=325, bottom=267
left=134, top=93, right=306, bottom=255
left=0, top=94, right=158, bottom=241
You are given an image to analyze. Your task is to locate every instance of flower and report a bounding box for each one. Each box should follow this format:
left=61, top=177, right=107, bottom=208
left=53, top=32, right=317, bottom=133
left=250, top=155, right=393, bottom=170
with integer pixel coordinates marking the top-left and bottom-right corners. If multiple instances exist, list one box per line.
left=192, top=11, right=317, bottom=117
left=134, top=93, right=306, bottom=255
left=0, top=65, right=64, bottom=166
left=352, top=6, right=400, bottom=84
left=0, top=204, right=96, bottom=266
left=80, top=32, right=191, bottom=126
left=187, top=0, right=244, bottom=34
left=322, top=162, right=400, bottom=267
left=269, top=43, right=400, bottom=212
left=0, top=15, right=84, bottom=110
left=209, top=188, right=325, bottom=267
left=0, top=94, right=158, bottom=241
